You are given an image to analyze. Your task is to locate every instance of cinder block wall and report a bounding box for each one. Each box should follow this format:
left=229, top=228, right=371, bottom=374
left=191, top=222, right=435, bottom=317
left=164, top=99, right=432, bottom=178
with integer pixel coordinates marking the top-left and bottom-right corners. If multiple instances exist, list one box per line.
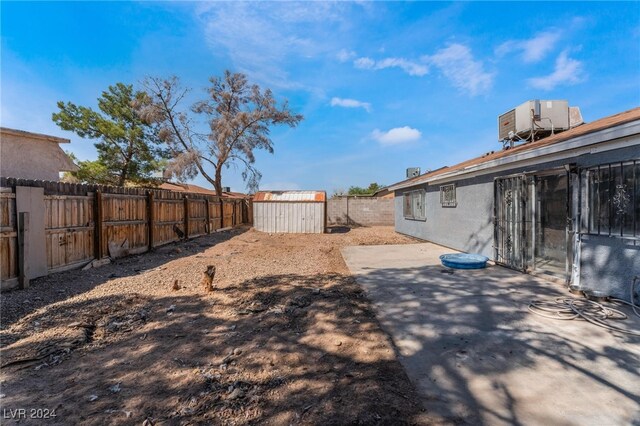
left=327, top=196, right=394, bottom=226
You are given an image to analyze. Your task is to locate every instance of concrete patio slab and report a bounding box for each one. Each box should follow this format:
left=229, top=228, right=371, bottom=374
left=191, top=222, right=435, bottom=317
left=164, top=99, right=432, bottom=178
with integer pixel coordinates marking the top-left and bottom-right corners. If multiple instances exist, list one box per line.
left=342, top=242, right=640, bottom=426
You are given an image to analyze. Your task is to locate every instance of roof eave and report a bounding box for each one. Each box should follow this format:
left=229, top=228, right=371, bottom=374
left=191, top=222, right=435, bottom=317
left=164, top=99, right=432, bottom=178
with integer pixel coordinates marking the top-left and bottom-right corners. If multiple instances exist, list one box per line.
left=389, top=119, right=640, bottom=191
left=0, top=127, right=71, bottom=144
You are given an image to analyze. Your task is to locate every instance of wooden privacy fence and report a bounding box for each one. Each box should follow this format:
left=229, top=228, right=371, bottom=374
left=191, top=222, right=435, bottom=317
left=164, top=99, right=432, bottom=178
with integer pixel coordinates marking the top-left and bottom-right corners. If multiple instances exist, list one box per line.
left=0, top=178, right=252, bottom=291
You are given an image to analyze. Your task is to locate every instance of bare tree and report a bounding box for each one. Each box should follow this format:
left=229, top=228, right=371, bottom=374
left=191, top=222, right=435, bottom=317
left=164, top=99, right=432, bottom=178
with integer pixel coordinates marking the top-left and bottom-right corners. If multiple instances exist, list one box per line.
left=138, top=72, right=303, bottom=195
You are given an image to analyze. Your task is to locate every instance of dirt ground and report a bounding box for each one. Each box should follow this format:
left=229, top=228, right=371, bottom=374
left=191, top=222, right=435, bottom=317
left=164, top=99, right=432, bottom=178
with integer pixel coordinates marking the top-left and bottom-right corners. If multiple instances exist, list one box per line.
left=0, top=226, right=431, bottom=425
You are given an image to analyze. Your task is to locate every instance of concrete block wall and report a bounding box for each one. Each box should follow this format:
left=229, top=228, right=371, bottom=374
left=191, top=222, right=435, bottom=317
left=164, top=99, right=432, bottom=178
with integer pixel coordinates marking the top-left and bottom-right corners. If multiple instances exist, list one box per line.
left=327, top=196, right=394, bottom=226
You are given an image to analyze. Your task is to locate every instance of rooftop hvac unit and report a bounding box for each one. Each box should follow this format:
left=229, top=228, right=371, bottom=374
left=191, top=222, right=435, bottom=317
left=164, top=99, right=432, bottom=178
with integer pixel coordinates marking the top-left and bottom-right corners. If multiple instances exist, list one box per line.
left=406, top=167, right=420, bottom=178
left=498, top=100, right=570, bottom=143
left=223, top=186, right=231, bottom=192
left=151, top=168, right=172, bottom=181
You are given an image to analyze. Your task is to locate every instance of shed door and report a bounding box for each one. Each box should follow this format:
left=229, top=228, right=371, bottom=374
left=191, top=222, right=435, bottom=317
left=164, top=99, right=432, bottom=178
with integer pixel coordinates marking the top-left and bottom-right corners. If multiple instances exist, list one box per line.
left=494, top=176, right=529, bottom=271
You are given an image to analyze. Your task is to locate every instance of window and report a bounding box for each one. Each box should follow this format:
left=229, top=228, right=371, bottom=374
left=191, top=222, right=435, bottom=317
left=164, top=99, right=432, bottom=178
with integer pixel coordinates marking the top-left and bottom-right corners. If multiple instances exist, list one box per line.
left=585, top=161, right=639, bottom=237
left=440, top=184, right=457, bottom=207
left=403, top=189, right=426, bottom=220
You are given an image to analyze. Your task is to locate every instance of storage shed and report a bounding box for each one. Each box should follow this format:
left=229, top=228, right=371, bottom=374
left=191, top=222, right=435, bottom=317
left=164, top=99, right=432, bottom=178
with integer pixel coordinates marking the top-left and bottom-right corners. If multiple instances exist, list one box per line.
left=253, top=191, right=326, bottom=233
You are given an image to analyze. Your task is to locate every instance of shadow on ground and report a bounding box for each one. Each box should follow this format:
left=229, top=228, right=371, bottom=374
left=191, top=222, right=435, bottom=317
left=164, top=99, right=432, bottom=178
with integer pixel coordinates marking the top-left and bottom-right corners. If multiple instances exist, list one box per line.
left=343, top=243, right=640, bottom=426
left=0, top=227, right=249, bottom=330
left=326, top=226, right=351, bottom=234
left=0, top=273, right=427, bottom=425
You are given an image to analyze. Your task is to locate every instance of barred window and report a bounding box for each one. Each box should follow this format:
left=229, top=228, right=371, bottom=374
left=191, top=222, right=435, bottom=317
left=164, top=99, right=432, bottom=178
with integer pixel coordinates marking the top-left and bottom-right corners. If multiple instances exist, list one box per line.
left=440, top=184, right=457, bottom=207
left=585, top=161, right=639, bottom=237
left=403, top=189, right=426, bottom=220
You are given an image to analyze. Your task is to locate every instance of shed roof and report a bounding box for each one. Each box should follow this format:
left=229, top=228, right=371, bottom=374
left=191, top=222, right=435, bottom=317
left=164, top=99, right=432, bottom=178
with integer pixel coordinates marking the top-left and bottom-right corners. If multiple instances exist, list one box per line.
left=159, top=182, right=247, bottom=198
left=253, top=190, right=326, bottom=202
left=389, top=106, right=640, bottom=190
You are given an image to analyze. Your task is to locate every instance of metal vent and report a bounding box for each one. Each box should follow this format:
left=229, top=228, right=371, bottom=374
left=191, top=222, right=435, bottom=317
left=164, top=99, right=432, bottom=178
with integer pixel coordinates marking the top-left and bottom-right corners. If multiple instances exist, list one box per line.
left=569, top=106, right=584, bottom=128
left=406, top=167, right=421, bottom=178
left=499, top=109, right=516, bottom=140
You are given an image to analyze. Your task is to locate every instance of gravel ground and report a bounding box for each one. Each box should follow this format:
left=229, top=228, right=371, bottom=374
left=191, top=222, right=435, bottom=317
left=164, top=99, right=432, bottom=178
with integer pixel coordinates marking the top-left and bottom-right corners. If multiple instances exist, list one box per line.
left=0, top=226, right=431, bottom=425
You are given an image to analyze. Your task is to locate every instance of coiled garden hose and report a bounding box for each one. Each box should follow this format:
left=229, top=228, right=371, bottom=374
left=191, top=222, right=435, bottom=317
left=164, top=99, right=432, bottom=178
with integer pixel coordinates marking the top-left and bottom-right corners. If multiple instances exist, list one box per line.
left=609, top=276, right=640, bottom=319
left=528, top=277, right=640, bottom=337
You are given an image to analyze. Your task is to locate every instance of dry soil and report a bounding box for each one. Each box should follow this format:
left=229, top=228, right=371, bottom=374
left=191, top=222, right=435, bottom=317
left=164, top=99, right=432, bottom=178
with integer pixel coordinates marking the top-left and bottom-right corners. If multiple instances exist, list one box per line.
left=0, top=226, right=431, bottom=425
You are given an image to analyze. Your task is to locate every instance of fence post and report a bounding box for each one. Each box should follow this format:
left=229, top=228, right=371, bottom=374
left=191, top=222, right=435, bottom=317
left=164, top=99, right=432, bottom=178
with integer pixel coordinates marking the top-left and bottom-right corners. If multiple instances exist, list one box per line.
left=183, top=195, right=189, bottom=239
left=94, top=190, right=104, bottom=259
left=346, top=196, right=350, bottom=227
left=232, top=201, right=237, bottom=226
left=147, top=191, right=155, bottom=250
left=220, top=198, right=224, bottom=229
left=242, top=199, right=247, bottom=224
left=324, top=198, right=327, bottom=233
left=205, top=199, right=211, bottom=233
left=18, top=212, right=30, bottom=289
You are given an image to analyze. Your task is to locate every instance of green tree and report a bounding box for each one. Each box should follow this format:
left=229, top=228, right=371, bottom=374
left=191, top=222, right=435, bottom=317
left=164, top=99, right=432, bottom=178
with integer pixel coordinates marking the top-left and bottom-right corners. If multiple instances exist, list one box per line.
left=52, top=83, right=167, bottom=186
left=348, top=182, right=384, bottom=196
left=139, top=71, right=303, bottom=195
left=60, top=152, right=117, bottom=185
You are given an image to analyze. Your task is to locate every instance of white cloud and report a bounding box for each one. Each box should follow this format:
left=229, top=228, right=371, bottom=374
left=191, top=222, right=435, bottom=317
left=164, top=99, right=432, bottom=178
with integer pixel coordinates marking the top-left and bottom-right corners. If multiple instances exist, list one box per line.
left=528, top=50, right=586, bottom=90
left=352, top=44, right=490, bottom=94
left=496, top=30, right=562, bottom=63
left=354, top=57, right=376, bottom=69
left=337, top=49, right=356, bottom=62
left=354, top=56, right=429, bottom=76
left=377, top=58, right=429, bottom=76
left=196, top=2, right=348, bottom=88
left=427, top=44, right=494, bottom=95
left=371, top=126, right=422, bottom=145
left=330, top=97, right=371, bottom=112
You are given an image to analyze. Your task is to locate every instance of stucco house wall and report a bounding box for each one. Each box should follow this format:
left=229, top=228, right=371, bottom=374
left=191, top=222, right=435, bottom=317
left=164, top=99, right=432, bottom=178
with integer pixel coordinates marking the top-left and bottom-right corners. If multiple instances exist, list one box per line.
left=0, top=128, right=77, bottom=181
left=394, top=136, right=640, bottom=301
left=395, top=177, right=495, bottom=258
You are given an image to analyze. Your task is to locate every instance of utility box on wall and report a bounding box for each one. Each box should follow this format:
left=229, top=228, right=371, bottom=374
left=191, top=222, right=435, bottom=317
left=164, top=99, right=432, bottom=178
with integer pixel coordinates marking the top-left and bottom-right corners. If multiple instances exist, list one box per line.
left=253, top=191, right=326, bottom=234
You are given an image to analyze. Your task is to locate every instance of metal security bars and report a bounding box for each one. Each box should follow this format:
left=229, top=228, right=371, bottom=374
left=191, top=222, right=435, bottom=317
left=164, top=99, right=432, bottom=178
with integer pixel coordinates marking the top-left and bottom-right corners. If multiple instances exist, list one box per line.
left=440, top=184, right=457, bottom=207
left=403, top=189, right=426, bottom=220
left=584, top=160, right=639, bottom=238
left=494, top=176, right=528, bottom=271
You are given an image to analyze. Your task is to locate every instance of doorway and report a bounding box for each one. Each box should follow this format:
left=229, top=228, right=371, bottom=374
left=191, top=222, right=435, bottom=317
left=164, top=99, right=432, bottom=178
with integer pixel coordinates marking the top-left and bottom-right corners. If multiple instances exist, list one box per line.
left=533, top=173, right=569, bottom=278
left=494, top=170, right=571, bottom=281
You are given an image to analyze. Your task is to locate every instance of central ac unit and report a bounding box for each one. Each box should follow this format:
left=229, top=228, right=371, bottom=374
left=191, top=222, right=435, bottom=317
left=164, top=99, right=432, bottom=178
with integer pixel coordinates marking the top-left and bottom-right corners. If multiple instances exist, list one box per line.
left=498, top=100, right=570, bottom=142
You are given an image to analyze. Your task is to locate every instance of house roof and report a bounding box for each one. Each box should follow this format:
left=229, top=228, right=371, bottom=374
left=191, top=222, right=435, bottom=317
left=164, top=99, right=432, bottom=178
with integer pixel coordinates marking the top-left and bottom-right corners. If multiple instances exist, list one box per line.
left=159, top=182, right=247, bottom=198
left=253, top=190, right=326, bottom=202
left=389, top=106, right=640, bottom=190
left=372, top=187, right=393, bottom=197
left=0, top=127, right=78, bottom=175
left=0, top=127, right=71, bottom=144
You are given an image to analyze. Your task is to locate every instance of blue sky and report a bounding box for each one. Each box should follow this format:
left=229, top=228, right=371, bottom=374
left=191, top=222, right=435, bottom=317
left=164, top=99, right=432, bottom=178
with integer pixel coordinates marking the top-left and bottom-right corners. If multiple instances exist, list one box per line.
left=2, top=1, right=639, bottom=193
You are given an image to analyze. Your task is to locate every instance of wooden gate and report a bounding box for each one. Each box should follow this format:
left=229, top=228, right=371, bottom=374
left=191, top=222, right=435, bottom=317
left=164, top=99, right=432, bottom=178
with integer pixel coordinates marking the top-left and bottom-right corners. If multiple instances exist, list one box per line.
left=45, top=194, right=95, bottom=272
left=0, top=190, right=17, bottom=285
